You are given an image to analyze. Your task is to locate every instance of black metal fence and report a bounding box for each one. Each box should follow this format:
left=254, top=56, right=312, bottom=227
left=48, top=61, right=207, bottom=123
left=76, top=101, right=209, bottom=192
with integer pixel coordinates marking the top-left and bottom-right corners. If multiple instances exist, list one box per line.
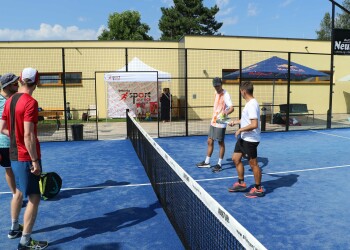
left=1, top=45, right=348, bottom=141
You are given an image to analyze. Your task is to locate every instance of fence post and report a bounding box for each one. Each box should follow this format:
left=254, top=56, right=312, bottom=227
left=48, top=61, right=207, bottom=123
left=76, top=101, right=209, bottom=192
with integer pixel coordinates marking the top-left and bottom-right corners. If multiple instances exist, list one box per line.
left=261, top=107, right=266, bottom=132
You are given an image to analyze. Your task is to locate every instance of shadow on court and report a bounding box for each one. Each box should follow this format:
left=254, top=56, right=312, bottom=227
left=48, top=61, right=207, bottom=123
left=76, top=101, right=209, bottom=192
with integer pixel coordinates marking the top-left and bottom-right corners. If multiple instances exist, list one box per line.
left=48, top=180, right=130, bottom=201
left=34, top=201, right=161, bottom=246
left=261, top=174, right=299, bottom=195
left=82, top=243, right=121, bottom=250
left=221, top=156, right=269, bottom=172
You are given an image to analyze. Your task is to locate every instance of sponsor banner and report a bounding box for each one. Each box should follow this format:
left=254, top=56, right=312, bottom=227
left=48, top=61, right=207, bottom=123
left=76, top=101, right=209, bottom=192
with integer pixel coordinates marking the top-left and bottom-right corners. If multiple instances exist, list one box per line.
left=107, top=81, right=158, bottom=118
left=333, top=28, right=350, bottom=55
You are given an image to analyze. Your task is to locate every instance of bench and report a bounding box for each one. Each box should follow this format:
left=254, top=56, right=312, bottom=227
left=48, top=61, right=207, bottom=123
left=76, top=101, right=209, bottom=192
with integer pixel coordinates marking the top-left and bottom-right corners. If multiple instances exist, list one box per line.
left=38, top=108, right=64, bottom=130
left=279, top=104, right=314, bottom=122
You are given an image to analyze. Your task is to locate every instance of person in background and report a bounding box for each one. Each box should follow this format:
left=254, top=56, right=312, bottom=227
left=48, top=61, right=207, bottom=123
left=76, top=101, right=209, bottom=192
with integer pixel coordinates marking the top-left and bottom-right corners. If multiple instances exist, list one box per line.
left=196, top=77, right=234, bottom=172
left=0, top=73, right=27, bottom=238
left=0, top=68, right=48, bottom=249
left=160, top=88, right=171, bottom=122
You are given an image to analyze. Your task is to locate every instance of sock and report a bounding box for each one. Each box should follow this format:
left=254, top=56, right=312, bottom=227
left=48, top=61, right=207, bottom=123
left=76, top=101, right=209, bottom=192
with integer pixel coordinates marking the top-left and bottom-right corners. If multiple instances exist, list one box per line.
left=238, top=179, right=244, bottom=184
left=218, top=158, right=222, bottom=166
left=205, top=156, right=210, bottom=164
left=20, top=233, right=31, bottom=246
left=255, top=184, right=261, bottom=190
left=11, top=219, right=19, bottom=230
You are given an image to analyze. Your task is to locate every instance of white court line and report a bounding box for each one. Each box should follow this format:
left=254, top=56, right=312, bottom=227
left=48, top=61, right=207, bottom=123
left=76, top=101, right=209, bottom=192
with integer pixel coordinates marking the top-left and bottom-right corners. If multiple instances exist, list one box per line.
left=310, top=130, right=350, bottom=140
left=195, top=164, right=350, bottom=182
left=0, top=182, right=152, bottom=195
left=1, top=164, right=349, bottom=195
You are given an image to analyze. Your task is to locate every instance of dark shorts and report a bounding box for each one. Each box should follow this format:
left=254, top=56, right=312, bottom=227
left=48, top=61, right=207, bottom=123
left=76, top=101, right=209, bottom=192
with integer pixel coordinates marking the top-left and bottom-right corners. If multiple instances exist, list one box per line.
left=0, top=148, right=11, bottom=169
left=11, top=160, right=41, bottom=197
left=208, top=125, right=226, bottom=142
left=234, top=139, right=260, bottom=159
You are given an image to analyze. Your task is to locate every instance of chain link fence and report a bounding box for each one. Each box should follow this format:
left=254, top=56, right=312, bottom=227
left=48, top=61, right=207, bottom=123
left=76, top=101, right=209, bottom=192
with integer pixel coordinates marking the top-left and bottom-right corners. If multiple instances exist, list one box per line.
left=1, top=45, right=348, bottom=141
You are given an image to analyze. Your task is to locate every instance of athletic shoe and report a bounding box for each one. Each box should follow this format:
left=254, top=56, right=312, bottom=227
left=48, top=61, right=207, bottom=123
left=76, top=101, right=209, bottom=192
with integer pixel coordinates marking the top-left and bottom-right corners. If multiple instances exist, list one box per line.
left=244, top=187, right=265, bottom=198
left=196, top=161, right=210, bottom=168
left=211, top=164, right=222, bottom=173
left=228, top=182, right=247, bottom=192
left=8, top=224, right=23, bottom=239
left=17, top=238, right=48, bottom=250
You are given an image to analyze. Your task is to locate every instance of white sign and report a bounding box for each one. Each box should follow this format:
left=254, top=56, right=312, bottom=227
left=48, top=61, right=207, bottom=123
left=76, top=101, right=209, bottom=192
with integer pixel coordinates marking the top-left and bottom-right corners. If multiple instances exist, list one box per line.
left=107, top=81, right=158, bottom=118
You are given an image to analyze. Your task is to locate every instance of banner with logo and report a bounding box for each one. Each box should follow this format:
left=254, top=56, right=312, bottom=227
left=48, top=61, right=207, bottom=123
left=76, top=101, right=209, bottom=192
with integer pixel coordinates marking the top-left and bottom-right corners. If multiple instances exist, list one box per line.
left=333, top=28, right=350, bottom=55
left=104, top=72, right=159, bottom=118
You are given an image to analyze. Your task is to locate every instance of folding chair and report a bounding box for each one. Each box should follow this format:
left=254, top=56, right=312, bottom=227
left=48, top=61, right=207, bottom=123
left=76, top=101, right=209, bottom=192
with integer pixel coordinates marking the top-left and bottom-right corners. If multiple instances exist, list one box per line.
left=87, top=104, right=98, bottom=122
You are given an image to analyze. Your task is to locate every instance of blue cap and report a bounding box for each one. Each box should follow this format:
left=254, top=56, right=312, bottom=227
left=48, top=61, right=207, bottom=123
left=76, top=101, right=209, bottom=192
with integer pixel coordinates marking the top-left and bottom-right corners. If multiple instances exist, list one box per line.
left=0, top=73, right=19, bottom=89
left=212, top=77, right=222, bottom=87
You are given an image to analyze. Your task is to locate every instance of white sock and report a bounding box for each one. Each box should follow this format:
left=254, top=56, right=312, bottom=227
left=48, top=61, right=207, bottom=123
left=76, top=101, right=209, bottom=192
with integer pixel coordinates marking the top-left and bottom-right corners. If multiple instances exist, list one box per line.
left=20, top=233, right=31, bottom=245
left=205, top=156, right=210, bottom=164
left=11, top=219, right=19, bottom=230
left=218, top=158, right=222, bottom=166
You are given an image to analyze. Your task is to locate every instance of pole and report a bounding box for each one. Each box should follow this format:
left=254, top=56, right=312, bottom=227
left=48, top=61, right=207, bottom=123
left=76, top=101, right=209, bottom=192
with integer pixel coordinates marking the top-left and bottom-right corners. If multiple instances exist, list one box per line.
left=62, top=48, right=68, bottom=141
left=286, top=53, right=291, bottom=132
left=239, top=51, right=242, bottom=119
left=185, top=49, right=188, bottom=136
left=261, top=107, right=266, bottom=131
left=271, top=78, right=275, bottom=124
left=327, top=1, right=335, bottom=128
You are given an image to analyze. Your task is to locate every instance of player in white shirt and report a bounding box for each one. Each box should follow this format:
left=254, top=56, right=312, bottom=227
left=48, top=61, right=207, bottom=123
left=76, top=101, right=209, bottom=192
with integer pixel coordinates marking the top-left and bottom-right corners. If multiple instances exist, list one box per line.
left=228, top=81, right=264, bottom=198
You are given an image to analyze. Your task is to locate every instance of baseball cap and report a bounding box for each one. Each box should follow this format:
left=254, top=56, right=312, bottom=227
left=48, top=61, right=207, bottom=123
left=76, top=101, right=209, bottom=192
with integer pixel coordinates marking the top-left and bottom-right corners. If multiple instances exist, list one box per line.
left=0, top=73, right=19, bottom=89
left=20, top=67, right=39, bottom=84
left=212, top=77, right=222, bottom=87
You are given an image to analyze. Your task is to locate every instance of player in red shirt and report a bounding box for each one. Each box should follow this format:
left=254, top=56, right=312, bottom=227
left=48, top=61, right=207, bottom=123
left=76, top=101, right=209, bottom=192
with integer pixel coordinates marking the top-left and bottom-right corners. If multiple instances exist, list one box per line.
left=0, top=68, right=48, bottom=249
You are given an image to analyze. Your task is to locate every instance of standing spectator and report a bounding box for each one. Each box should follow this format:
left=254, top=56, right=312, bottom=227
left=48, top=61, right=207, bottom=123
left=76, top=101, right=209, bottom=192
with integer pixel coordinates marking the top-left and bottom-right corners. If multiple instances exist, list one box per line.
left=0, top=68, right=48, bottom=249
left=0, top=73, right=26, bottom=237
left=160, top=88, right=171, bottom=122
left=196, top=77, right=234, bottom=172
left=228, top=81, right=264, bottom=198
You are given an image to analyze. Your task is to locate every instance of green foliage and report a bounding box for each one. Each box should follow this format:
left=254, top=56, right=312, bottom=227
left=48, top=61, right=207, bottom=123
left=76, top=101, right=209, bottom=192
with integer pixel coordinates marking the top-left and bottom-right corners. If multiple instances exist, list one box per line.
left=98, top=10, right=153, bottom=41
left=316, top=0, right=350, bottom=40
left=316, top=12, right=332, bottom=41
left=158, top=0, right=223, bottom=41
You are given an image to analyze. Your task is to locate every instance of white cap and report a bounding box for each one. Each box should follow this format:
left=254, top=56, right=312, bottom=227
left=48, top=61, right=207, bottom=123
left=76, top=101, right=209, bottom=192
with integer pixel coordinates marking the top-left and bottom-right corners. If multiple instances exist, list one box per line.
left=20, top=67, right=39, bottom=84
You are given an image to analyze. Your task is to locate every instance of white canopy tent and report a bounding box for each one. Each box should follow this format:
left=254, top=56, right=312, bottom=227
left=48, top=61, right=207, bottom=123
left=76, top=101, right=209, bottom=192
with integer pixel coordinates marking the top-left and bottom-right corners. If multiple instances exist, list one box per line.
left=104, top=57, right=171, bottom=118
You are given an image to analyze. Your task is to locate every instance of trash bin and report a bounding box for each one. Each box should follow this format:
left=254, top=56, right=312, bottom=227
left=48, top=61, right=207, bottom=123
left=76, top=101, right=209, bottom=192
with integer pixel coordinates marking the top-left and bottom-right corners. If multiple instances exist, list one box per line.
left=71, top=124, right=84, bottom=141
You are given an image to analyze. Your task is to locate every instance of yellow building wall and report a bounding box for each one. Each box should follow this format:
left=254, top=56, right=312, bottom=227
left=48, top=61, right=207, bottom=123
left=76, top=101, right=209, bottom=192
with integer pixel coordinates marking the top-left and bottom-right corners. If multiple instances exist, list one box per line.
left=2, top=36, right=350, bottom=119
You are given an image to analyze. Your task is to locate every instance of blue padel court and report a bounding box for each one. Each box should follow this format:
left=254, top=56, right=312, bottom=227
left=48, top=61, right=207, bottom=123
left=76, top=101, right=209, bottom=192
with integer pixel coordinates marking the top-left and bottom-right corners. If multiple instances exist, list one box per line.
left=0, top=140, right=182, bottom=250
left=156, top=129, right=350, bottom=249
left=1, top=128, right=350, bottom=249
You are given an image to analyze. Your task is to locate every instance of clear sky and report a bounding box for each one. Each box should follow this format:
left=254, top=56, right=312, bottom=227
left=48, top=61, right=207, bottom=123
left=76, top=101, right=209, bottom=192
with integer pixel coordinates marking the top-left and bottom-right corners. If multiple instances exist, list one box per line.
left=0, top=0, right=341, bottom=41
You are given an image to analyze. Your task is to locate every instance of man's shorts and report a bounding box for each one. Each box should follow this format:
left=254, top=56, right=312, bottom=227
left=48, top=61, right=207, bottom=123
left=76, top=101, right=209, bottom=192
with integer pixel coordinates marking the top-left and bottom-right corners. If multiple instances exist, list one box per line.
left=11, top=161, right=41, bottom=197
left=0, top=148, right=11, bottom=169
left=208, top=125, right=226, bottom=142
left=234, top=139, right=260, bottom=159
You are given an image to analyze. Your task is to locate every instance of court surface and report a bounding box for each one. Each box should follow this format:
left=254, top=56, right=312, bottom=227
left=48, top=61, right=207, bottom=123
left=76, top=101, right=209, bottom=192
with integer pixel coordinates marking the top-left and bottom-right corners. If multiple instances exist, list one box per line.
left=0, top=140, right=183, bottom=250
left=156, top=128, right=350, bottom=250
left=0, top=128, right=349, bottom=249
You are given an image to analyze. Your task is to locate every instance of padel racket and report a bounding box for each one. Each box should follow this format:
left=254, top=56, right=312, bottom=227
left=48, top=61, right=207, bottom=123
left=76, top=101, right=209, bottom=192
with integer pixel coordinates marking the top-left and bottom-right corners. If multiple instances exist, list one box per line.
left=216, top=118, right=231, bottom=124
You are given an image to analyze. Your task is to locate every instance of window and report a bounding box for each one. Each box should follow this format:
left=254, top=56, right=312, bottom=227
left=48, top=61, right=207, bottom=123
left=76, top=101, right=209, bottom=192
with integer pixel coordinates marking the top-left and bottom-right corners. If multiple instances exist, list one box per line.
left=38, top=72, right=82, bottom=87
left=222, top=69, right=239, bottom=84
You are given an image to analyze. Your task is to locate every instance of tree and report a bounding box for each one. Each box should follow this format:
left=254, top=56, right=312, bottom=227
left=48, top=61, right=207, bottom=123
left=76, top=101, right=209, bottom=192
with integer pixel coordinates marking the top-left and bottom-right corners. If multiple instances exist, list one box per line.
left=98, top=11, right=153, bottom=40
left=316, top=0, right=350, bottom=40
left=158, top=0, right=222, bottom=41
left=316, top=12, right=332, bottom=41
